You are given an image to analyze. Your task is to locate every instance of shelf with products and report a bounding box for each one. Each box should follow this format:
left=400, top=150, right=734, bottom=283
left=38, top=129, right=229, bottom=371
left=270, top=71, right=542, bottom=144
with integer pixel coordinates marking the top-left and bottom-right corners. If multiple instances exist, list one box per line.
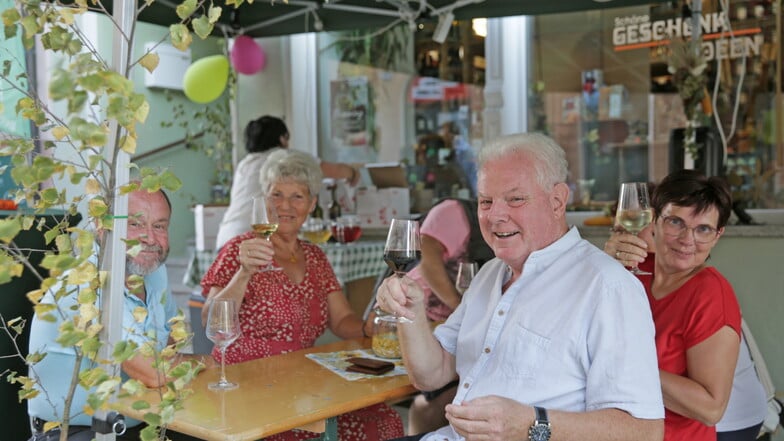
left=414, top=20, right=485, bottom=85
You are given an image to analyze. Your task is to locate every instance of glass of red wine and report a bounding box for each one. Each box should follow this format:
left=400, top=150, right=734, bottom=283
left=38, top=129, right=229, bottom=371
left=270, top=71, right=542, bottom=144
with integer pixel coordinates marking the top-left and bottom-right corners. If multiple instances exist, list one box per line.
left=380, top=218, right=421, bottom=323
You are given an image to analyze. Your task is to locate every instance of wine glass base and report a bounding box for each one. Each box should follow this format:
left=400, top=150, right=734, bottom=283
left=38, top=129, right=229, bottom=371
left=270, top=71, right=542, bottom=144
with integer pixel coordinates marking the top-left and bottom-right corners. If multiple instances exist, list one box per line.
left=261, top=265, right=284, bottom=272
left=208, top=381, right=239, bottom=391
left=629, top=267, right=652, bottom=276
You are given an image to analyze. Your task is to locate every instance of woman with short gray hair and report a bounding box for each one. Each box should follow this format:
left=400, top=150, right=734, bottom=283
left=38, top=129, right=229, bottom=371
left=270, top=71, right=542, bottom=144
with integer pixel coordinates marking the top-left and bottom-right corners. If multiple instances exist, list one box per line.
left=201, top=148, right=404, bottom=441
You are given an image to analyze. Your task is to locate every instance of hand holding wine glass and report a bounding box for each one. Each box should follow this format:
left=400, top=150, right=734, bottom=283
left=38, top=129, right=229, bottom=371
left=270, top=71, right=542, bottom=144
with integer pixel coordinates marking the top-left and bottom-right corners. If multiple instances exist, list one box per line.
left=455, top=261, right=478, bottom=296
left=205, top=299, right=241, bottom=391
left=251, top=196, right=280, bottom=271
left=614, top=182, right=653, bottom=275
left=380, top=219, right=421, bottom=323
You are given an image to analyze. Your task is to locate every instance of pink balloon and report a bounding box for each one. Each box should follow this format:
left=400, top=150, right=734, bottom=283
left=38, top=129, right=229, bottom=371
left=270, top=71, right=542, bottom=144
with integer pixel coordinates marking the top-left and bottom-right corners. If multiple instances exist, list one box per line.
left=230, top=35, right=266, bottom=75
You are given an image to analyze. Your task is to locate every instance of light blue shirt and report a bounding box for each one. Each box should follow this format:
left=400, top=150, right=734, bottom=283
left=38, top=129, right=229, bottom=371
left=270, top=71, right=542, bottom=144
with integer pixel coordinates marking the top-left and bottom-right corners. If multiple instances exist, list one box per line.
left=27, top=257, right=175, bottom=427
left=426, top=227, right=664, bottom=441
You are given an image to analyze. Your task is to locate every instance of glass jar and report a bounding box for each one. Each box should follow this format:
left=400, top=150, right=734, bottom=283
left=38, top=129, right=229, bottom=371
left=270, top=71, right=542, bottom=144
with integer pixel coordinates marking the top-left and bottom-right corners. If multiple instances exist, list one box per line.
left=372, top=314, right=401, bottom=359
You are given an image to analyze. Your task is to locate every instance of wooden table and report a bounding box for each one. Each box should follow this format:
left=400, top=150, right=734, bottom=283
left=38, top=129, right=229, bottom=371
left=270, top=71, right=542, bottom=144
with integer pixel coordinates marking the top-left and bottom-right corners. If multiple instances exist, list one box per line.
left=116, top=339, right=415, bottom=441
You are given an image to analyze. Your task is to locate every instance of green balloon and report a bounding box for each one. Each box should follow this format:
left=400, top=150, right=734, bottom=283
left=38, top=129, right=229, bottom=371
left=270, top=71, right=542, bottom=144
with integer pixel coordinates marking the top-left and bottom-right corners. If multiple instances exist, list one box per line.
left=183, top=55, right=229, bottom=103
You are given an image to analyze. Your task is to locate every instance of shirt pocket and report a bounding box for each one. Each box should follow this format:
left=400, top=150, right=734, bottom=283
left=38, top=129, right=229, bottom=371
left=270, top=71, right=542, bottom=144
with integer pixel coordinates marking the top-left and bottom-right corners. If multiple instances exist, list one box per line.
left=498, top=323, right=550, bottom=380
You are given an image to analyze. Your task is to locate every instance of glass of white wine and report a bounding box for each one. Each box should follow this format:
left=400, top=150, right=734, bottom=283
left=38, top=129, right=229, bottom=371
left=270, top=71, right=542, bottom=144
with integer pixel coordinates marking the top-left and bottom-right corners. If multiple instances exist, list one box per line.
left=251, top=196, right=280, bottom=271
left=301, top=217, right=332, bottom=244
left=614, top=182, right=653, bottom=275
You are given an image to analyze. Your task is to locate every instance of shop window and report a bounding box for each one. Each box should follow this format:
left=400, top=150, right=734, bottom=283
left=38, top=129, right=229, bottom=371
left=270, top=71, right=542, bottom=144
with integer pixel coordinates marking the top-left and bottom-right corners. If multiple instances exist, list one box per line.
left=530, top=2, right=783, bottom=209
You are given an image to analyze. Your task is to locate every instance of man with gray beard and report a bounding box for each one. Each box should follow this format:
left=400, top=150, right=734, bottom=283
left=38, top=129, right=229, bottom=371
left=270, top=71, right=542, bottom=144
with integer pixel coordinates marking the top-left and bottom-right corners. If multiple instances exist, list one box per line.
left=27, top=187, right=206, bottom=441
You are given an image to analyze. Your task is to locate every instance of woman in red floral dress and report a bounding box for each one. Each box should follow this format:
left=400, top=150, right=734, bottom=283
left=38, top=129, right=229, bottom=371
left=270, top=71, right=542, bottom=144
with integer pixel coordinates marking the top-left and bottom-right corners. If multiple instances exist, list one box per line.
left=201, top=149, right=404, bottom=441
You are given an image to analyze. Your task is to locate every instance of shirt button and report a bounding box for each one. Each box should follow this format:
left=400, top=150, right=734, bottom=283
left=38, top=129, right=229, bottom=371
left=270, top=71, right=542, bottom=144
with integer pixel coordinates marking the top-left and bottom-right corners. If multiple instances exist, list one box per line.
left=498, top=310, right=505, bottom=316
left=463, top=382, right=470, bottom=388
left=484, top=347, right=491, bottom=353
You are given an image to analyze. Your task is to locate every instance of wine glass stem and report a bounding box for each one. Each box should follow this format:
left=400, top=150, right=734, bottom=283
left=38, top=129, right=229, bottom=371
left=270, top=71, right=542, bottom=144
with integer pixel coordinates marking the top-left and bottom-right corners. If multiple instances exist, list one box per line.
left=219, top=347, right=228, bottom=384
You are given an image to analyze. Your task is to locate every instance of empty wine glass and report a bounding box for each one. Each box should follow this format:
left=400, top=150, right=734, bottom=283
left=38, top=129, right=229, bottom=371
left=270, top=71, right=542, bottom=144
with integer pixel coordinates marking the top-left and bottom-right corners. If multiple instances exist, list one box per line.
left=251, top=196, right=280, bottom=271
left=379, top=219, right=421, bottom=323
left=455, top=261, right=478, bottom=296
left=205, top=299, right=241, bottom=391
left=615, top=182, right=653, bottom=275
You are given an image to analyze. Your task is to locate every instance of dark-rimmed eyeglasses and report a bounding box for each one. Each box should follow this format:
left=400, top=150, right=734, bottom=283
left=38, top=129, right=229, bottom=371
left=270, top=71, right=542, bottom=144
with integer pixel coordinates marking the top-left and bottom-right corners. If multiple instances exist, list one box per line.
left=660, top=215, right=719, bottom=244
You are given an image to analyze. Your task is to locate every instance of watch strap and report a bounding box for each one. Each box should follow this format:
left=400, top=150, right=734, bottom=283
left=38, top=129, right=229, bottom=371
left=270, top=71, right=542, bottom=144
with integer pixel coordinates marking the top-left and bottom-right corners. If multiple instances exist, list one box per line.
left=529, top=406, right=551, bottom=441
left=534, top=406, right=549, bottom=425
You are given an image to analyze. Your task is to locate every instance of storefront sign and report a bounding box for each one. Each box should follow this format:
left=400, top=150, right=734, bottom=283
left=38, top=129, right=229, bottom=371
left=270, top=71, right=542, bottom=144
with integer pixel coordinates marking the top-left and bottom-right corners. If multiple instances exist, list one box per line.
left=612, top=12, right=764, bottom=61
left=410, top=77, right=465, bottom=102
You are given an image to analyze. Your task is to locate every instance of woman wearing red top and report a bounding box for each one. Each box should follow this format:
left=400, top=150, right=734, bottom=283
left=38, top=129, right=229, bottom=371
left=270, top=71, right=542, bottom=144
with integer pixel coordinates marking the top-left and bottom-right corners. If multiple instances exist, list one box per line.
left=605, top=170, right=744, bottom=441
left=201, top=149, right=403, bottom=441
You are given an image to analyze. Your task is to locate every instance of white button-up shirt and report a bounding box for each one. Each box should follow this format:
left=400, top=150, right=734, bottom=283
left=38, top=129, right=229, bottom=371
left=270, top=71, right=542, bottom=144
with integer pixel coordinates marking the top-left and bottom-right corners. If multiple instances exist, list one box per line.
left=425, top=227, right=664, bottom=441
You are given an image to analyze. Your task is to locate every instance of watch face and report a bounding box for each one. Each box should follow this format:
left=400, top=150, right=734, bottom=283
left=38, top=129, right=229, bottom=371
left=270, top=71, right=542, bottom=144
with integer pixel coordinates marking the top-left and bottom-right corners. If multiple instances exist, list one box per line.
left=529, top=424, right=551, bottom=441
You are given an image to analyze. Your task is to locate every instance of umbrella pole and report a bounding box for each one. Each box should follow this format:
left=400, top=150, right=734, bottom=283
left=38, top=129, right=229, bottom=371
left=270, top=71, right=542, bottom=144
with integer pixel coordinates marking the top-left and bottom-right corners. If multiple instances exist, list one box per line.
left=95, top=1, right=135, bottom=440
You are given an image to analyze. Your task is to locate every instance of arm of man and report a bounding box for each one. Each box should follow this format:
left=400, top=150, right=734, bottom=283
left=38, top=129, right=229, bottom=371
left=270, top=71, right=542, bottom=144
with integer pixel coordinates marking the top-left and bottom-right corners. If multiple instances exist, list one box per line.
left=445, top=396, right=663, bottom=441
left=660, top=326, right=739, bottom=425
left=419, top=234, right=461, bottom=310
left=378, top=275, right=457, bottom=391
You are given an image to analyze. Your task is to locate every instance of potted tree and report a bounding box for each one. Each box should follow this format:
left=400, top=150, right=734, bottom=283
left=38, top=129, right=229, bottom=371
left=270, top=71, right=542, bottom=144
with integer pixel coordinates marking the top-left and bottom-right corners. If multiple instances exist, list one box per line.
left=0, top=1, right=229, bottom=439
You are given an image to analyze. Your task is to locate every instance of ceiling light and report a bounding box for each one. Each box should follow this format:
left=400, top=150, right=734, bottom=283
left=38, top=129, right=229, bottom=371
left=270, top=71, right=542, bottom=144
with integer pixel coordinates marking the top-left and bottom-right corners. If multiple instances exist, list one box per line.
left=472, top=18, right=486, bottom=37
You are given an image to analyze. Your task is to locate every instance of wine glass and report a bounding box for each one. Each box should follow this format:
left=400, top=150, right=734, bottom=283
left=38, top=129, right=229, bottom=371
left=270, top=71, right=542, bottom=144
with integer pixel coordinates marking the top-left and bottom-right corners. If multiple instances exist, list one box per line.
left=205, top=299, right=241, bottom=391
left=614, top=182, right=653, bottom=275
left=251, top=196, right=280, bottom=271
left=380, top=219, right=421, bottom=323
left=455, top=261, right=478, bottom=296
left=302, top=217, right=332, bottom=244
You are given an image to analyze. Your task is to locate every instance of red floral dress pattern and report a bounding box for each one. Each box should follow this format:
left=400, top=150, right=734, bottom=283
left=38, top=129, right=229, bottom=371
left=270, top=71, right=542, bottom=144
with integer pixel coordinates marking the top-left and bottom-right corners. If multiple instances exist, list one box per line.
left=201, top=232, right=404, bottom=441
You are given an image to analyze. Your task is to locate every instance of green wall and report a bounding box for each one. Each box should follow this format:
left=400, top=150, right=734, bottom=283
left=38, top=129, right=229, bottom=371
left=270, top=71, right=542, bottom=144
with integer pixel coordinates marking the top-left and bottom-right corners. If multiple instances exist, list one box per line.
left=128, top=21, right=226, bottom=258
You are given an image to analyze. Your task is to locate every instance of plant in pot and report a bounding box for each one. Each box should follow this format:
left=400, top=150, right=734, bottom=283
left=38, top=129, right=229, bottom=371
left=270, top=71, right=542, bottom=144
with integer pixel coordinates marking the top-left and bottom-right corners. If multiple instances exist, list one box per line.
left=0, top=1, right=230, bottom=440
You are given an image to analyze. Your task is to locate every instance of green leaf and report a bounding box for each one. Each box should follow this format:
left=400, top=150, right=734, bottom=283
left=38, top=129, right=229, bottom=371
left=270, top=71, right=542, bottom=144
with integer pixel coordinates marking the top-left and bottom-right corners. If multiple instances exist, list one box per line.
left=1, top=7, right=21, bottom=26
left=79, top=367, right=110, bottom=388
left=0, top=217, right=22, bottom=243
left=19, top=14, right=38, bottom=38
left=169, top=24, right=192, bottom=51
left=25, top=351, right=47, bottom=364
left=143, top=412, right=162, bottom=427
left=39, top=254, right=78, bottom=276
left=175, top=0, right=197, bottom=19
left=121, top=379, right=145, bottom=396
left=132, top=400, right=151, bottom=411
left=140, top=425, right=159, bottom=441
left=191, top=15, right=213, bottom=40
left=80, top=336, right=101, bottom=357
left=56, top=328, right=87, bottom=347
left=48, top=68, right=75, bottom=101
left=112, top=340, right=137, bottom=363
left=68, top=90, right=88, bottom=114
left=207, top=5, right=222, bottom=24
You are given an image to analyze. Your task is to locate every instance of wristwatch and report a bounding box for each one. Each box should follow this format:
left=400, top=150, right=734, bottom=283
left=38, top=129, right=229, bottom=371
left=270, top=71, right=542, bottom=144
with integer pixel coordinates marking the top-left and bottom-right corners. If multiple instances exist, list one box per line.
left=528, top=406, right=551, bottom=441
